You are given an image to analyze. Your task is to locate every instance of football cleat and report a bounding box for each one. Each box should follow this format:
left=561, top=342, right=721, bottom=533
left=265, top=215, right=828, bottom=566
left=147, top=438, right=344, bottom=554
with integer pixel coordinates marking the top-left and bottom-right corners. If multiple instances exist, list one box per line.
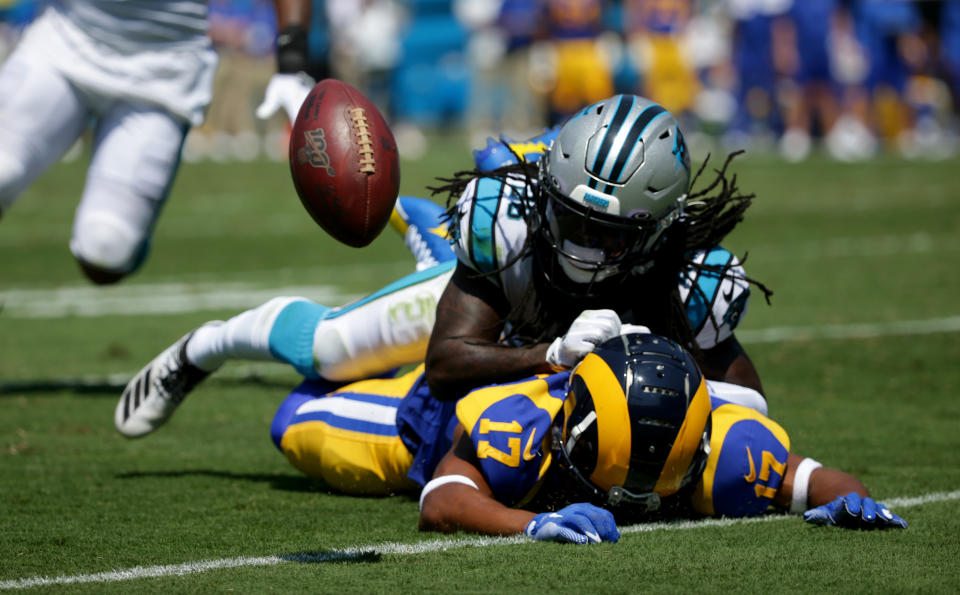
left=115, top=330, right=211, bottom=438
left=389, top=196, right=454, bottom=270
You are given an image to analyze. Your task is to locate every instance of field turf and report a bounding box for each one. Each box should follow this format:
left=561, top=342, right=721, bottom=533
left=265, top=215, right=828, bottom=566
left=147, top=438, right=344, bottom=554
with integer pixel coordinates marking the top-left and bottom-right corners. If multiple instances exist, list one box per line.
left=1, top=136, right=959, bottom=592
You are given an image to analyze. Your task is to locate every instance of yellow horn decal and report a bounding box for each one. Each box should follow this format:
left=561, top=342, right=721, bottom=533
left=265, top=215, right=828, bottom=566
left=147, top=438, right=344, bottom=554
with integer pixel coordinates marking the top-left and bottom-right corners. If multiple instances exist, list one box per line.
left=575, top=353, right=631, bottom=491
left=653, top=377, right=711, bottom=497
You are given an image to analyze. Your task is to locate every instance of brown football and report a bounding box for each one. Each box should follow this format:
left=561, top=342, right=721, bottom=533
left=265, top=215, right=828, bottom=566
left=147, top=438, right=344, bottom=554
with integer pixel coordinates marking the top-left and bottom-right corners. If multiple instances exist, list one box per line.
left=289, top=79, right=400, bottom=247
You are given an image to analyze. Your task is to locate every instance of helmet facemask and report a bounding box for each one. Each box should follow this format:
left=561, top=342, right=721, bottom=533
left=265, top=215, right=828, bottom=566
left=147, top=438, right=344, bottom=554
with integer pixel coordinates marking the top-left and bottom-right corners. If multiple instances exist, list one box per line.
left=536, top=163, right=670, bottom=288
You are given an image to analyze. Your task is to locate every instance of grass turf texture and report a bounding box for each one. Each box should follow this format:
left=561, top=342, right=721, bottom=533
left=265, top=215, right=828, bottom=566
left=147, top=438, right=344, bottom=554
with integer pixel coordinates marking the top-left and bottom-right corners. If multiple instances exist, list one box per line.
left=1, top=138, right=959, bottom=592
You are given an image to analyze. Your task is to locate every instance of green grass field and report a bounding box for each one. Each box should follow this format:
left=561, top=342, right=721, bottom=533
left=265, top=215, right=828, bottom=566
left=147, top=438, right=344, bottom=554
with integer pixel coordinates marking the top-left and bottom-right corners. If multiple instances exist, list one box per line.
left=2, top=137, right=959, bottom=592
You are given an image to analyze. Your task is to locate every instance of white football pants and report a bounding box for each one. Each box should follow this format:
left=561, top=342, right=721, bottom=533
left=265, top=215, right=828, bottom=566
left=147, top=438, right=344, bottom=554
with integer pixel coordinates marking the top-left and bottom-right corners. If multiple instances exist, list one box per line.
left=0, top=8, right=204, bottom=281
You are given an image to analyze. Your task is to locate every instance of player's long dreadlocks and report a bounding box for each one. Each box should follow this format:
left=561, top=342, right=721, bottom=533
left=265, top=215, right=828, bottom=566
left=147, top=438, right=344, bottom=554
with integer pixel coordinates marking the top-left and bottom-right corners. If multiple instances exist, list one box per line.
left=428, top=150, right=772, bottom=351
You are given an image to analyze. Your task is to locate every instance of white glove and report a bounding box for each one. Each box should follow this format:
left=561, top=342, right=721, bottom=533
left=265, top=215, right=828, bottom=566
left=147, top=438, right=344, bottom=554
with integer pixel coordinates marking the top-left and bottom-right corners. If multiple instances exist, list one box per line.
left=255, top=72, right=315, bottom=123
left=619, top=323, right=651, bottom=336
left=546, top=309, right=621, bottom=371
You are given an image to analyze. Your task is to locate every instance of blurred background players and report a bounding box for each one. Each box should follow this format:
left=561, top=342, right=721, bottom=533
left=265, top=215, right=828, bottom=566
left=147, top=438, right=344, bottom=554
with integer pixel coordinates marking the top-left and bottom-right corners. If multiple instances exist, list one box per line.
left=541, top=0, right=614, bottom=125
left=623, top=0, right=699, bottom=125
left=0, top=0, right=954, bottom=287
left=0, top=0, right=313, bottom=284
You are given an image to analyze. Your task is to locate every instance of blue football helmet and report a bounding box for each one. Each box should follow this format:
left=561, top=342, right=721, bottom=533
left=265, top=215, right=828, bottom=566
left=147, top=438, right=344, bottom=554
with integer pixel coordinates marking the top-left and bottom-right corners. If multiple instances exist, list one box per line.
left=555, top=332, right=711, bottom=512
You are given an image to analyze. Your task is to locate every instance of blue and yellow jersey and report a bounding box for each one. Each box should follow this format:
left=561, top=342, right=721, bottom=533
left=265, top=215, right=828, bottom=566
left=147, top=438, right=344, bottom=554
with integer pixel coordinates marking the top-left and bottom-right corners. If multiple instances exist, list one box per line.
left=273, top=362, right=787, bottom=515
left=690, top=397, right=791, bottom=517
left=454, top=376, right=788, bottom=516
left=455, top=372, right=570, bottom=507
left=545, top=0, right=604, bottom=39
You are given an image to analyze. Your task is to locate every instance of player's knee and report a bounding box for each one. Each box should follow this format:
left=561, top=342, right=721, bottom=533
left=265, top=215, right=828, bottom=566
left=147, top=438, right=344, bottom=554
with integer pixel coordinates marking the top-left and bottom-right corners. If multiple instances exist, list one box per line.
left=70, top=212, right=147, bottom=284
left=312, top=326, right=352, bottom=381
left=0, top=150, right=30, bottom=213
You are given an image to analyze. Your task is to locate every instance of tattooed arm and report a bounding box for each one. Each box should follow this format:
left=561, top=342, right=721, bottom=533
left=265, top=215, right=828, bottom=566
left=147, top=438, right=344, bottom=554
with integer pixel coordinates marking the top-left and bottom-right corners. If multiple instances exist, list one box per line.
left=424, top=262, right=553, bottom=401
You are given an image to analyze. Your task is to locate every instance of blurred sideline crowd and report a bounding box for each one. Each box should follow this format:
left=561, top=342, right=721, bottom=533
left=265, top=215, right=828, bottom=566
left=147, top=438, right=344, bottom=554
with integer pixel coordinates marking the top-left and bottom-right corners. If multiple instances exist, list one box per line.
left=2, top=0, right=958, bottom=162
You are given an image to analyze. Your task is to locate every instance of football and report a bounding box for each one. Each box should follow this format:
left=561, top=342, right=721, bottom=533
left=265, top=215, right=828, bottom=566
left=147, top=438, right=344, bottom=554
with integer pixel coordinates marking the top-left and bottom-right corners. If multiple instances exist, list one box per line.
left=289, top=79, right=400, bottom=247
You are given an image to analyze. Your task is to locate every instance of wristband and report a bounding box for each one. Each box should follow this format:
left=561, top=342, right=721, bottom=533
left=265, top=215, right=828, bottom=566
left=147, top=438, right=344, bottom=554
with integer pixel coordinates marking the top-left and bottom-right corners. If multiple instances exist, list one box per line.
left=419, top=474, right=479, bottom=510
left=276, top=25, right=308, bottom=74
left=790, top=457, right=823, bottom=513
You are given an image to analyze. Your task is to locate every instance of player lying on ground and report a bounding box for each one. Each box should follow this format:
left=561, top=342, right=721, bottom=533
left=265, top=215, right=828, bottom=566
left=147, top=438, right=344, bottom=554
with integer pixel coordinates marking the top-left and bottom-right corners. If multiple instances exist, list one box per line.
left=117, top=107, right=770, bottom=437
left=204, top=331, right=911, bottom=542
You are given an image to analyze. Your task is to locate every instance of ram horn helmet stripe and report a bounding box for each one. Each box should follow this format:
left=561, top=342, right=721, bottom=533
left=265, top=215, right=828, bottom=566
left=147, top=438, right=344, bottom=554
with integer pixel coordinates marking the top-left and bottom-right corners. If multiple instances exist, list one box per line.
left=572, top=351, right=631, bottom=490
left=652, top=375, right=710, bottom=497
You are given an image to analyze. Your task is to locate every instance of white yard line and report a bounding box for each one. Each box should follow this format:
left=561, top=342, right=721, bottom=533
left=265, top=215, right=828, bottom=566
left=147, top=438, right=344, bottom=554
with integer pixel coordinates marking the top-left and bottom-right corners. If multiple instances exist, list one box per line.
left=0, top=283, right=362, bottom=318
left=1, top=490, right=957, bottom=590
left=736, top=315, right=960, bottom=343
left=2, top=315, right=959, bottom=394
left=743, top=231, right=957, bottom=262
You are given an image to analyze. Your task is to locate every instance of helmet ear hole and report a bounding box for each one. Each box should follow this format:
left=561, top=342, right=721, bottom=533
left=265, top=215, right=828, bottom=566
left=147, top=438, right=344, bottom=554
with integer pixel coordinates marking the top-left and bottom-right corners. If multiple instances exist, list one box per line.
left=659, top=130, right=670, bottom=139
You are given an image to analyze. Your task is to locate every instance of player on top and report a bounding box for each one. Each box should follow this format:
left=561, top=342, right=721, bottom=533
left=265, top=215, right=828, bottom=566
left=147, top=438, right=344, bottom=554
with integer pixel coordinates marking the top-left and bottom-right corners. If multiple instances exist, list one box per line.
left=425, top=94, right=770, bottom=401
left=0, top=0, right=314, bottom=284
left=116, top=96, right=771, bottom=438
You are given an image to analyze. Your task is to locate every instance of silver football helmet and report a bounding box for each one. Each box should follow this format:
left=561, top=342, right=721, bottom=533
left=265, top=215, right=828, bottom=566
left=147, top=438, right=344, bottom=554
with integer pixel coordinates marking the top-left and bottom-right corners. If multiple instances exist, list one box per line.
left=536, top=95, right=691, bottom=290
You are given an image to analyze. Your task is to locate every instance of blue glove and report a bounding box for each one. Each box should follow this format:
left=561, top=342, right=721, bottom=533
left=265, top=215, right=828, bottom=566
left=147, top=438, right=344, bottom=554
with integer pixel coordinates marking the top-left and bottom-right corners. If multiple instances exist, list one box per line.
left=525, top=503, right=620, bottom=544
left=803, top=492, right=907, bottom=530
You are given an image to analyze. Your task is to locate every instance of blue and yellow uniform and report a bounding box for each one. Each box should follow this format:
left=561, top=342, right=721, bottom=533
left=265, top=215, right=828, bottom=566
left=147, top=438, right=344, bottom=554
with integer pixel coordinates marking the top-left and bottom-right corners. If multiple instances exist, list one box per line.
left=271, top=368, right=790, bottom=517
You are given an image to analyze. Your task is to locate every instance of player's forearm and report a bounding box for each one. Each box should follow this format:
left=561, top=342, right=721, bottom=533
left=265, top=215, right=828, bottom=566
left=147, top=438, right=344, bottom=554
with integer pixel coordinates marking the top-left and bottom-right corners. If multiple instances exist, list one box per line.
left=775, top=453, right=870, bottom=511
left=425, top=340, right=553, bottom=401
left=272, top=0, right=310, bottom=29
left=425, top=263, right=552, bottom=399
left=272, top=0, right=310, bottom=75
left=419, top=485, right=535, bottom=536
left=807, top=467, right=869, bottom=507
left=699, top=336, right=765, bottom=396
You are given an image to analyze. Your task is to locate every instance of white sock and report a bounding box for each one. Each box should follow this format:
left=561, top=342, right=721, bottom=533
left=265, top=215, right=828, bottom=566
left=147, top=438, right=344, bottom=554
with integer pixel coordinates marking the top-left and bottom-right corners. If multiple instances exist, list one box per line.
left=184, top=297, right=304, bottom=372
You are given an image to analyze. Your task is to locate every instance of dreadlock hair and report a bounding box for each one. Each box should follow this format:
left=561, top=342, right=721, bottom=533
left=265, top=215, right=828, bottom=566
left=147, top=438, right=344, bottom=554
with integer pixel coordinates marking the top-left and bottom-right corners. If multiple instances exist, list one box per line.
left=427, top=151, right=772, bottom=351
left=675, top=151, right=774, bottom=351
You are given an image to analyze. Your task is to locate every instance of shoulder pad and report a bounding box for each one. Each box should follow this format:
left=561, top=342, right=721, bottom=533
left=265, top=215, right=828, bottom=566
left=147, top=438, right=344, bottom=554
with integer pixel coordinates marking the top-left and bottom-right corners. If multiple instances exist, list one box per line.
left=678, top=246, right=750, bottom=349
left=450, top=175, right=533, bottom=278
left=456, top=372, right=568, bottom=506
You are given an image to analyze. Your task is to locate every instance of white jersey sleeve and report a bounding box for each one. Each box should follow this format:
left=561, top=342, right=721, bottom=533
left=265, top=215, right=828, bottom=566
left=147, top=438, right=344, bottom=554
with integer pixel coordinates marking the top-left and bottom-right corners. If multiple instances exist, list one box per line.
left=449, top=175, right=536, bottom=310
left=706, top=379, right=768, bottom=416
left=677, top=247, right=750, bottom=350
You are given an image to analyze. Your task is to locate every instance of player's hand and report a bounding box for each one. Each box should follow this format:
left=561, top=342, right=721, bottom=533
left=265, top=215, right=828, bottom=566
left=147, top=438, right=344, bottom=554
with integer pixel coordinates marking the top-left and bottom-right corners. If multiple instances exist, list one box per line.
left=256, top=72, right=315, bottom=123
left=546, top=309, right=621, bottom=370
left=803, top=492, right=907, bottom=530
left=525, top=503, right=620, bottom=544
left=619, top=323, right=651, bottom=336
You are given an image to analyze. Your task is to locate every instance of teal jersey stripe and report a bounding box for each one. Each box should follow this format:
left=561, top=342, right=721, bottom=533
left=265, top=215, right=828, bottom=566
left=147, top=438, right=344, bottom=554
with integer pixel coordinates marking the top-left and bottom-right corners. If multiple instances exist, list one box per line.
left=469, top=178, right=502, bottom=274
left=322, top=260, right=455, bottom=320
